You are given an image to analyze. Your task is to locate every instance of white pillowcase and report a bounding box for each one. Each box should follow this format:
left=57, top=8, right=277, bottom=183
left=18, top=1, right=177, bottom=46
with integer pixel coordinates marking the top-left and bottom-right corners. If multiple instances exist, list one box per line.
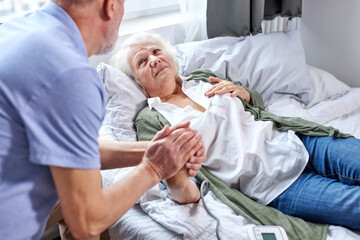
left=97, top=62, right=147, bottom=141
left=306, top=65, right=350, bottom=108
left=175, top=30, right=315, bottom=107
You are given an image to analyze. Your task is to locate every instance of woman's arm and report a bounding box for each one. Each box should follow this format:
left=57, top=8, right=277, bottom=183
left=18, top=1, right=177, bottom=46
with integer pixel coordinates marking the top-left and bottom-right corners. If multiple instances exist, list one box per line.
left=135, top=109, right=202, bottom=204
left=166, top=168, right=200, bottom=204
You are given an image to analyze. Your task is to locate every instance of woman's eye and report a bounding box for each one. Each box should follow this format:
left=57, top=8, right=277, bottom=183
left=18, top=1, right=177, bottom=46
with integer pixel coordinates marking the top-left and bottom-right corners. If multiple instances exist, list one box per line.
left=153, top=49, right=160, bottom=54
left=138, top=59, right=145, bottom=66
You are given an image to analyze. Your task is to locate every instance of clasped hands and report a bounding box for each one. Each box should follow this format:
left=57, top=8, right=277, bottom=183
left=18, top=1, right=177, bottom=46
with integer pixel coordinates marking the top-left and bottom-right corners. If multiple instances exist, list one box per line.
left=142, top=121, right=205, bottom=182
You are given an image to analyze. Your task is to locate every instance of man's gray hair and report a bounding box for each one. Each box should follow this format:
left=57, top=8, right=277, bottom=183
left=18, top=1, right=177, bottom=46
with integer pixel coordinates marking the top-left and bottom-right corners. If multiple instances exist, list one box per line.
left=113, top=32, right=180, bottom=82
left=53, top=0, right=94, bottom=5
left=54, top=0, right=123, bottom=8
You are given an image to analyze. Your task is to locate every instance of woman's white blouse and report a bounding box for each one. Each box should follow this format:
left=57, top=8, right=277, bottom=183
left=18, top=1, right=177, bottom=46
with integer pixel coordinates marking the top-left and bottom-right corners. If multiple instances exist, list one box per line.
left=147, top=78, right=309, bottom=205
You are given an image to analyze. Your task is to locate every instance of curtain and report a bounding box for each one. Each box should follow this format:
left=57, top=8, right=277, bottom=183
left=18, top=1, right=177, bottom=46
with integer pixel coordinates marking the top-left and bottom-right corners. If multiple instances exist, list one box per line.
left=264, top=0, right=302, bottom=20
left=206, top=0, right=302, bottom=38
left=261, top=16, right=299, bottom=34
left=179, top=0, right=208, bottom=42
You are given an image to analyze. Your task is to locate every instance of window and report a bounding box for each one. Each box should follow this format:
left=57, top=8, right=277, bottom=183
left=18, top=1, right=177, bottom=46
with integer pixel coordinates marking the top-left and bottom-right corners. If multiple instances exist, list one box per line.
left=0, top=0, right=180, bottom=22
left=119, top=0, right=182, bottom=36
left=0, top=0, right=46, bottom=21
left=124, top=0, right=180, bottom=20
left=0, top=0, right=181, bottom=32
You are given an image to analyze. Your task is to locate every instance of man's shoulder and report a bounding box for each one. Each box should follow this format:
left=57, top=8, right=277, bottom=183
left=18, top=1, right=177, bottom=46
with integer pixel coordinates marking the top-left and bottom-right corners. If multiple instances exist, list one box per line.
left=0, top=6, right=88, bottom=70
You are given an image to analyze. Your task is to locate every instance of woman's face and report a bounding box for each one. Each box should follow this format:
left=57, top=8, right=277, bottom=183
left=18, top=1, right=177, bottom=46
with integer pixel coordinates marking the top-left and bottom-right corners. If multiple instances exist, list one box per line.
left=129, top=42, right=178, bottom=98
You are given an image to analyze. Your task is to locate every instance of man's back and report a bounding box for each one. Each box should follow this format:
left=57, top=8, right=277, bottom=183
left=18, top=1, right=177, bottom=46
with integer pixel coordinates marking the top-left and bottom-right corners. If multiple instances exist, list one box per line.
left=0, top=2, right=104, bottom=239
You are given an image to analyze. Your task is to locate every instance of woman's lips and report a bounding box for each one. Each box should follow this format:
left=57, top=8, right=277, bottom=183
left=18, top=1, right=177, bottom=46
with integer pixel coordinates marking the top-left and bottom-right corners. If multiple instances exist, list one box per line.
left=155, top=66, right=167, bottom=76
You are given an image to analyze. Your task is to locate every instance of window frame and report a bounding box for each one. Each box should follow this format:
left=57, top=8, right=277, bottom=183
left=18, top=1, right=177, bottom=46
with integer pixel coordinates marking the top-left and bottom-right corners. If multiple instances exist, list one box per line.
left=123, top=0, right=180, bottom=20
left=0, top=0, right=46, bottom=23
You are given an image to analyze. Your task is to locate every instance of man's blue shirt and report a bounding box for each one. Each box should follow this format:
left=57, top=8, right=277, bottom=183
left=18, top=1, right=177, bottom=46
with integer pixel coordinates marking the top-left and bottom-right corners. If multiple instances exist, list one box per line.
left=0, top=2, right=105, bottom=239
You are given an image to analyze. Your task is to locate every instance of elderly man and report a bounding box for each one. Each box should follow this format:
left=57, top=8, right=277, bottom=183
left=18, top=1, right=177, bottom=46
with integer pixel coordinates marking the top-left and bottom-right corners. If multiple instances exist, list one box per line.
left=0, top=1, right=205, bottom=239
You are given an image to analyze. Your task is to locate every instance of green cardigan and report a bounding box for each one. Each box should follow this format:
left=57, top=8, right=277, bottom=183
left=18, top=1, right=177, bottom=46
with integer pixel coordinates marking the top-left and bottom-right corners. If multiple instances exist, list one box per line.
left=135, top=69, right=350, bottom=240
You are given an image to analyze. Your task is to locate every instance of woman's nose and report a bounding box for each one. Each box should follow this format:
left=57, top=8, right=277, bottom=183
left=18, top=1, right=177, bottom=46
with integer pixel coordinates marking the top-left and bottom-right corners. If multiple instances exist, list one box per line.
left=149, top=56, right=160, bottom=67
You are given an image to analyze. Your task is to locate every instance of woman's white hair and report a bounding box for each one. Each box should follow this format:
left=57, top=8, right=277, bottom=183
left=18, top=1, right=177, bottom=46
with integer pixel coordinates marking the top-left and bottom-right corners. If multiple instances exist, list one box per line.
left=112, top=32, right=180, bottom=82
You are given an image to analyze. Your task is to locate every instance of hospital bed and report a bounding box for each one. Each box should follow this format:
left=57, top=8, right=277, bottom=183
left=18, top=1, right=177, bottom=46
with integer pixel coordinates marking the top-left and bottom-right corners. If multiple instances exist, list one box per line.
left=97, top=30, right=360, bottom=240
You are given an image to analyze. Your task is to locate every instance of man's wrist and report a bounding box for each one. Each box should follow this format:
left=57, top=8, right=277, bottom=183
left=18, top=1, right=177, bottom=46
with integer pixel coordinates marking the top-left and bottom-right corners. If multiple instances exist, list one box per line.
left=137, top=160, right=162, bottom=186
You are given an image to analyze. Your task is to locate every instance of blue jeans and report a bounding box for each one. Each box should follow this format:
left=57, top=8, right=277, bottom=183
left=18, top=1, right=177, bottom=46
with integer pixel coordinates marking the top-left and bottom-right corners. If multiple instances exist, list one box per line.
left=268, top=134, right=360, bottom=231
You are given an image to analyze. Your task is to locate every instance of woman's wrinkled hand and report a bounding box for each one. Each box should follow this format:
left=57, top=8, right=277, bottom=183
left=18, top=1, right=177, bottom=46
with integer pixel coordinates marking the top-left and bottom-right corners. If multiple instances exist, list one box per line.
left=185, top=145, right=206, bottom=177
left=204, top=77, right=251, bottom=103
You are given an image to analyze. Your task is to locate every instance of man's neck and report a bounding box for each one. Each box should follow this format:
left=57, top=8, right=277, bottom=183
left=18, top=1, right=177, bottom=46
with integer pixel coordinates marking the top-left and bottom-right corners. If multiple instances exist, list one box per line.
left=54, top=0, right=103, bottom=56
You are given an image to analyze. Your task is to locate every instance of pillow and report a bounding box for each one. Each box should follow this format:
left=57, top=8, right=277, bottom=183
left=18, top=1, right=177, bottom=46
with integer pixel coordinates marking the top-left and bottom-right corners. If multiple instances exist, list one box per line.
left=175, top=30, right=315, bottom=107
left=305, top=65, right=351, bottom=108
left=97, top=62, right=147, bottom=141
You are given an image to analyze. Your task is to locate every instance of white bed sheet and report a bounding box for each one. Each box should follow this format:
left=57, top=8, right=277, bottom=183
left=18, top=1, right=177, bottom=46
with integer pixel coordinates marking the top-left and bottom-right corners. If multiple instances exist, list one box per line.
left=105, top=88, right=360, bottom=240
left=267, top=88, right=360, bottom=139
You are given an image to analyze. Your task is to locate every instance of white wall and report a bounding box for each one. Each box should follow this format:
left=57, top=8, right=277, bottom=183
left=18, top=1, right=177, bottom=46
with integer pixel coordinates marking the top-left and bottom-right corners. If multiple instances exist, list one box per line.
left=298, top=0, right=360, bottom=87
left=89, top=23, right=183, bottom=68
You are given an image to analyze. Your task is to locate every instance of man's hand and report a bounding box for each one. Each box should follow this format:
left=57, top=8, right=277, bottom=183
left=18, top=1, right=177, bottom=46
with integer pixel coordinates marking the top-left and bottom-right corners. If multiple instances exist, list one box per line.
left=141, top=122, right=205, bottom=182
left=205, top=77, right=251, bottom=103
left=168, top=123, right=206, bottom=177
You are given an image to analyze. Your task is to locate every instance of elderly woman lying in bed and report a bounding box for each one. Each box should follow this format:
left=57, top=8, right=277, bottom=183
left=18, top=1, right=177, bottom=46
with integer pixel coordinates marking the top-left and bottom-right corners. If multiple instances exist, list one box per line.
left=114, top=32, right=360, bottom=231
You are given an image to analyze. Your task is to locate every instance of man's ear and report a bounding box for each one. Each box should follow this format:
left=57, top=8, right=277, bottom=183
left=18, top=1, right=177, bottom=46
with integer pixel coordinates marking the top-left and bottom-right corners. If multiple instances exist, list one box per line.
left=103, top=0, right=115, bottom=20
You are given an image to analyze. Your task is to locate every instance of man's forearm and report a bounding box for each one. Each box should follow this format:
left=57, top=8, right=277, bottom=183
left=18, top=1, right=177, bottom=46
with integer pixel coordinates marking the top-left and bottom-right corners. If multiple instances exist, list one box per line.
left=98, top=139, right=149, bottom=169
left=51, top=164, right=159, bottom=239
left=90, top=164, right=160, bottom=234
